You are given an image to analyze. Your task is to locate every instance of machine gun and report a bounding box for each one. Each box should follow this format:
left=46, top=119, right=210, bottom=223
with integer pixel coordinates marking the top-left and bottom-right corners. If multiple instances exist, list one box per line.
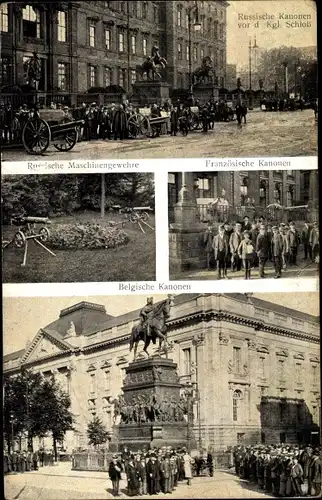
left=2, top=215, right=56, bottom=267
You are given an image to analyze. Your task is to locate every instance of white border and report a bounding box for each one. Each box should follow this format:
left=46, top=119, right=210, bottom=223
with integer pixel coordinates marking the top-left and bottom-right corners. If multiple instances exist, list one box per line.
left=1, top=156, right=318, bottom=174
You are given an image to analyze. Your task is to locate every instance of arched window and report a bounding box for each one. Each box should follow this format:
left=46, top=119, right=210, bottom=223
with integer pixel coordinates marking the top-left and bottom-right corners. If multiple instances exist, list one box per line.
left=233, top=390, right=242, bottom=422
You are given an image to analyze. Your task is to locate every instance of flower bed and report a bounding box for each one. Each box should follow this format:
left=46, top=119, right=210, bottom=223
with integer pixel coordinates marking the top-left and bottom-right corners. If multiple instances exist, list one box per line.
left=47, top=222, right=130, bottom=250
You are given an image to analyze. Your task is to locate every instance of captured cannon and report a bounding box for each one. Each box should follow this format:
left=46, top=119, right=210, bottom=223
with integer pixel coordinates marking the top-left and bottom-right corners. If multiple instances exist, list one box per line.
left=2, top=215, right=56, bottom=266
left=22, top=109, right=84, bottom=154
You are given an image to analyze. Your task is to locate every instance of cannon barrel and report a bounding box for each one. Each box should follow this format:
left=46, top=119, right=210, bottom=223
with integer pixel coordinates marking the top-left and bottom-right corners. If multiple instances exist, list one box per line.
left=50, top=120, right=85, bottom=134
left=23, top=216, right=50, bottom=224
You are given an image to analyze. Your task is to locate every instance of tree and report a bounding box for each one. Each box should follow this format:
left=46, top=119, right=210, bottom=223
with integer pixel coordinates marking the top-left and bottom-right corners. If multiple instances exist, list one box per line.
left=257, top=46, right=317, bottom=98
left=3, top=369, right=74, bottom=459
left=87, top=417, right=109, bottom=449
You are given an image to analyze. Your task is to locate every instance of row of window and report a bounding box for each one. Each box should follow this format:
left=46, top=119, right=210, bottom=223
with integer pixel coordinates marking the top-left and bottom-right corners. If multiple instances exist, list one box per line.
left=103, top=1, right=160, bottom=22
left=176, top=5, right=225, bottom=31
left=177, top=43, right=224, bottom=65
left=90, top=26, right=154, bottom=57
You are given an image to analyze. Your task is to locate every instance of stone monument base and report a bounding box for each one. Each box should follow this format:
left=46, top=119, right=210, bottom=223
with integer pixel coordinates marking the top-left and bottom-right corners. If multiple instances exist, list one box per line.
left=169, top=226, right=206, bottom=275
left=132, top=81, right=170, bottom=106
left=110, top=356, right=196, bottom=452
left=193, top=84, right=219, bottom=105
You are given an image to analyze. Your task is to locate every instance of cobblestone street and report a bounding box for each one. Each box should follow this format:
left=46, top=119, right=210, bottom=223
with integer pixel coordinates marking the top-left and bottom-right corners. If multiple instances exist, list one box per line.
left=5, top=464, right=274, bottom=499
left=2, top=110, right=317, bottom=161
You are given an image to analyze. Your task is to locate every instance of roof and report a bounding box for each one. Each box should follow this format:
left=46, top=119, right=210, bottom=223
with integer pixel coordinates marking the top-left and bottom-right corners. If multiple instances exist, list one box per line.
left=3, top=348, right=25, bottom=363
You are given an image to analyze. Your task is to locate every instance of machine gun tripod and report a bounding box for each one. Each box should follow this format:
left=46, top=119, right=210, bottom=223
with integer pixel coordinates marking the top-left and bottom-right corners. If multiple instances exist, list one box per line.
left=2, top=216, right=56, bottom=267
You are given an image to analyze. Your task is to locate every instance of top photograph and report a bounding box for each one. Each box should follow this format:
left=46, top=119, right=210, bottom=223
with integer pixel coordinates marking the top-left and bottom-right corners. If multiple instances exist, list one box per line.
left=0, top=0, right=317, bottom=161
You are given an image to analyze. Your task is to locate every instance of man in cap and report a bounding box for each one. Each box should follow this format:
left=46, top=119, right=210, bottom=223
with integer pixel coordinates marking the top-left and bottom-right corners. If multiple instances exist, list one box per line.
left=203, top=221, right=215, bottom=270
left=256, top=224, right=270, bottom=278
left=309, top=448, right=321, bottom=496
left=309, top=222, right=319, bottom=267
left=280, top=224, right=290, bottom=271
left=242, top=215, right=252, bottom=232
left=109, top=454, right=123, bottom=496
left=287, top=221, right=300, bottom=266
left=212, top=224, right=229, bottom=279
left=238, top=230, right=255, bottom=279
left=229, top=222, right=243, bottom=272
left=271, top=226, right=284, bottom=278
left=301, top=221, right=313, bottom=261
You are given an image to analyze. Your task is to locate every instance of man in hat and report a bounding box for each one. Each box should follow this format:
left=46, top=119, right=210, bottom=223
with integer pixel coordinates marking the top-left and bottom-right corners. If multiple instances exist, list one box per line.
left=242, top=215, right=252, bottom=232
left=203, top=221, right=215, bottom=270
left=229, top=222, right=243, bottom=272
left=212, top=224, right=229, bottom=279
left=280, top=224, right=290, bottom=271
left=109, top=454, right=123, bottom=496
left=256, top=225, right=270, bottom=278
left=137, top=452, right=148, bottom=495
left=287, top=222, right=300, bottom=266
left=271, top=226, right=284, bottom=278
left=310, top=222, right=319, bottom=267
left=309, top=448, right=321, bottom=496
left=302, top=221, right=313, bottom=261
left=147, top=453, right=160, bottom=495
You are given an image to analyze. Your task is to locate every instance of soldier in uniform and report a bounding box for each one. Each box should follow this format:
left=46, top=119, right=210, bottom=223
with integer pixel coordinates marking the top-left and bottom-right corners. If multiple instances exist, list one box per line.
left=139, top=297, right=155, bottom=344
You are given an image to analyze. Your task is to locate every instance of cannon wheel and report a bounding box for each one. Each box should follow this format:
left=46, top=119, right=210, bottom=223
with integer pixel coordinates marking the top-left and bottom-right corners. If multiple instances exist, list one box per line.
left=129, top=212, right=139, bottom=223
left=38, top=227, right=50, bottom=242
left=140, top=212, right=149, bottom=222
left=22, top=118, right=51, bottom=154
left=14, top=230, right=26, bottom=248
left=53, top=129, right=78, bottom=152
left=127, top=113, right=150, bottom=139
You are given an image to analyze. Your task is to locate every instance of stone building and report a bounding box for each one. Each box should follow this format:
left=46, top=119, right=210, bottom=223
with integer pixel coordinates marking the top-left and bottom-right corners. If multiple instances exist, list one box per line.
left=3, top=294, right=320, bottom=453
left=0, top=1, right=227, bottom=94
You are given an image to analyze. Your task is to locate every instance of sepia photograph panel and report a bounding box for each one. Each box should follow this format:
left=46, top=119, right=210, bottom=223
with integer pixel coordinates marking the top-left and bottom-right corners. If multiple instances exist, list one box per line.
left=0, top=0, right=317, bottom=161
left=2, top=173, right=156, bottom=282
left=3, top=292, right=320, bottom=499
left=168, top=170, right=319, bottom=280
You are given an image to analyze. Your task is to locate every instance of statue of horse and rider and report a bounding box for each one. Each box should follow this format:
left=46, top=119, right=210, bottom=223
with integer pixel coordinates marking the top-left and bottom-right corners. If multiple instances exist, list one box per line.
left=138, top=46, right=167, bottom=81
left=129, top=295, right=174, bottom=359
left=192, top=56, right=215, bottom=86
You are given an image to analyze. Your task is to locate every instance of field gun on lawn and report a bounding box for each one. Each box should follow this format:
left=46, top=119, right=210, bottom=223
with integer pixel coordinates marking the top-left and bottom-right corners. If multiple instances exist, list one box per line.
left=2, top=215, right=56, bottom=266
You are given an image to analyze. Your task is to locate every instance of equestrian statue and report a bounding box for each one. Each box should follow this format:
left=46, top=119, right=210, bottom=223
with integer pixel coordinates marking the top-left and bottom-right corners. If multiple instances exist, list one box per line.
left=23, top=51, right=42, bottom=89
left=138, top=46, right=168, bottom=81
left=129, top=295, right=174, bottom=359
left=192, top=56, right=215, bottom=86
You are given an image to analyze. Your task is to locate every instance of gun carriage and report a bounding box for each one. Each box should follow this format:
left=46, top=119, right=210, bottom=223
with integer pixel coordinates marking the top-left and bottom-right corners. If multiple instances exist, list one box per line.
left=2, top=215, right=56, bottom=266
left=127, top=110, right=170, bottom=139
left=22, top=109, right=84, bottom=154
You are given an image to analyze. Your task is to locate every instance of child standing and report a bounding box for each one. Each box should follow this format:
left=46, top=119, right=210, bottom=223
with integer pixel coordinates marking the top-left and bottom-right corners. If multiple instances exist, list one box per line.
left=238, top=230, right=255, bottom=280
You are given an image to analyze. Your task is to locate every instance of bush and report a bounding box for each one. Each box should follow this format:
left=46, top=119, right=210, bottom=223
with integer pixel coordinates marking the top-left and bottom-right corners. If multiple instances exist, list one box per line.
left=47, top=222, right=130, bottom=250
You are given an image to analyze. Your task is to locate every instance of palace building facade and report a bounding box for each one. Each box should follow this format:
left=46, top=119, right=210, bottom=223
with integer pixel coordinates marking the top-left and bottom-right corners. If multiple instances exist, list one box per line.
left=0, top=1, right=228, bottom=94
left=3, top=294, right=320, bottom=453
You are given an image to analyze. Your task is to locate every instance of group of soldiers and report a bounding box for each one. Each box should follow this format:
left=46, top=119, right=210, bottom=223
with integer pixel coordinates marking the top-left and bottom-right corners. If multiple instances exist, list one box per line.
left=203, top=217, right=319, bottom=279
left=3, top=448, right=55, bottom=474
left=108, top=447, right=211, bottom=496
left=233, top=444, right=321, bottom=497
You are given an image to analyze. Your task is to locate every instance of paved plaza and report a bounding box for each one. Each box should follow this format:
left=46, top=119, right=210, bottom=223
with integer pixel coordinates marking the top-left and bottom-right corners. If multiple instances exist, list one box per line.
left=171, top=250, right=318, bottom=281
left=2, top=110, right=317, bottom=162
left=4, top=463, right=274, bottom=499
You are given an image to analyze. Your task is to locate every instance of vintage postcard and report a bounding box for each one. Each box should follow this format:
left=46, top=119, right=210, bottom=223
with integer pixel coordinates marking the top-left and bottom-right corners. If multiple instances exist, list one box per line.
left=0, top=0, right=317, bottom=161
left=3, top=292, right=320, bottom=498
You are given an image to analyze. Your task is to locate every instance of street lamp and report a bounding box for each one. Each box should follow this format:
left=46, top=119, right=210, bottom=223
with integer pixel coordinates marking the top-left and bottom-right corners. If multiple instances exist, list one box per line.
left=188, top=1, right=202, bottom=94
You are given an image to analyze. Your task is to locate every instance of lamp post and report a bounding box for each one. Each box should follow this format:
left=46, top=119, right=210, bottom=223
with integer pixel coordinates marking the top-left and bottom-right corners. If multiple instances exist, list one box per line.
left=248, top=39, right=252, bottom=91
left=10, top=413, right=15, bottom=453
left=185, top=381, right=197, bottom=453
left=188, top=1, right=202, bottom=94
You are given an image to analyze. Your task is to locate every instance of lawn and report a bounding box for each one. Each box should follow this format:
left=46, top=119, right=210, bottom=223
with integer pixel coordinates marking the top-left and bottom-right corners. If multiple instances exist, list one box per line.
left=2, top=212, right=156, bottom=283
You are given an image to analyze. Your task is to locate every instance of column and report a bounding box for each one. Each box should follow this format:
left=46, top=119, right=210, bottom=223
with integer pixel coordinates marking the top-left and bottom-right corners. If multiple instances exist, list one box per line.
left=282, top=171, right=288, bottom=206
left=247, top=171, right=260, bottom=207
left=173, top=172, right=198, bottom=226
left=294, top=171, right=301, bottom=202
left=268, top=171, right=275, bottom=204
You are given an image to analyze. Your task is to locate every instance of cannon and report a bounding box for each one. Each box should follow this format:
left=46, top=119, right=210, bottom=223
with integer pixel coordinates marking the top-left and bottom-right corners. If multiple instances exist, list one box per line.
left=127, top=110, right=170, bottom=138
left=2, top=215, right=56, bottom=266
left=22, top=109, right=84, bottom=154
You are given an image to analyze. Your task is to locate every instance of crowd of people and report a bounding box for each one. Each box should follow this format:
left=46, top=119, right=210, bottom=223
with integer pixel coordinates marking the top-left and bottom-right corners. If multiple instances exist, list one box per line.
left=203, top=217, right=319, bottom=279
left=3, top=448, right=55, bottom=474
left=108, top=446, right=213, bottom=497
left=233, top=444, right=321, bottom=497
left=0, top=97, right=246, bottom=146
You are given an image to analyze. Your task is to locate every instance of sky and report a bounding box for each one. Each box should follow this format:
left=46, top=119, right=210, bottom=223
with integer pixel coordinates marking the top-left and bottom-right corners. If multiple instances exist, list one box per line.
left=3, top=292, right=319, bottom=355
left=226, top=0, right=317, bottom=69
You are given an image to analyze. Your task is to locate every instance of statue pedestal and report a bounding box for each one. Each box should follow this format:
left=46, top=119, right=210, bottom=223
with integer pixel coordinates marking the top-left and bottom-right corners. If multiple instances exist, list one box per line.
left=111, top=357, right=194, bottom=452
left=132, top=81, right=170, bottom=106
left=193, top=84, right=219, bottom=104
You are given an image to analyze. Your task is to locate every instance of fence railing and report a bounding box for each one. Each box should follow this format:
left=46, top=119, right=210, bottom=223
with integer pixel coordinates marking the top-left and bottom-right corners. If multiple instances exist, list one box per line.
left=169, top=204, right=313, bottom=225
left=72, top=451, right=112, bottom=471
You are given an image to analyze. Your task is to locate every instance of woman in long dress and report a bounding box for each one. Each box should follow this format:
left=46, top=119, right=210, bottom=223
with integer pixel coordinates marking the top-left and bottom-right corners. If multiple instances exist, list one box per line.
left=183, top=449, right=193, bottom=486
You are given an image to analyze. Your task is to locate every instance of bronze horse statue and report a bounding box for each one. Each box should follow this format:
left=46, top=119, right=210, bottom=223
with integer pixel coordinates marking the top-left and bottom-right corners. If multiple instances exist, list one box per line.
left=129, top=296, right=173, bottom=359
left=192, top=56, right=214, bottom=85
left=138, top=46, right=167, bottom=81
